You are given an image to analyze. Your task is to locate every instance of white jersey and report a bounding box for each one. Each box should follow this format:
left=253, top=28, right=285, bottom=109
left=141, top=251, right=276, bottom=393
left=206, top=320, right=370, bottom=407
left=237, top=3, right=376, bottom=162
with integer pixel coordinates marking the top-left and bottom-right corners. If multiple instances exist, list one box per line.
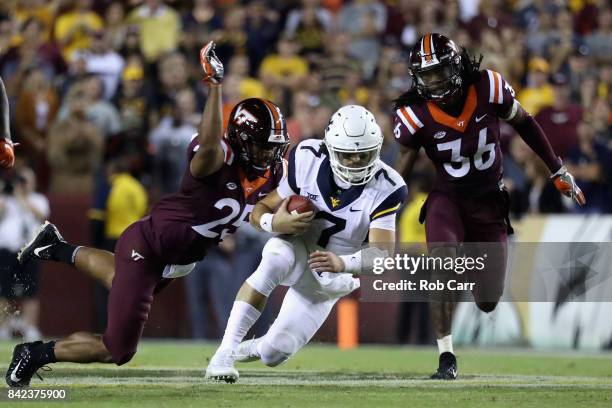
left=254, top=139, right=407, bottom=300
left=277, top=139, right=407, bottom=255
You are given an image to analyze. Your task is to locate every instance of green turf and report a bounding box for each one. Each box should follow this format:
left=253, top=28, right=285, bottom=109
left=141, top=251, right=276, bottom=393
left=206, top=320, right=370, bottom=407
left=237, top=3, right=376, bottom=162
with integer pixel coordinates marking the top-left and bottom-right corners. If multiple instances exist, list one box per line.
left=0, top=341, right=611, bottom=407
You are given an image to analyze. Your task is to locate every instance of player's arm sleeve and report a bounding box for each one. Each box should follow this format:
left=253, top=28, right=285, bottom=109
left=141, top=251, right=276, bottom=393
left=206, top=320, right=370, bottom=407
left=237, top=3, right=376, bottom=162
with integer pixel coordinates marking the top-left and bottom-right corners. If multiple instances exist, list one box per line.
left=393, top=107, right=422, bottom=150
left=276, top=146, right=300, bottom=198
left=510, top=108, right=563, bottom=173
left=370, top=185, right=408, bottom=231
left=487, top=70, right=563, bottom=173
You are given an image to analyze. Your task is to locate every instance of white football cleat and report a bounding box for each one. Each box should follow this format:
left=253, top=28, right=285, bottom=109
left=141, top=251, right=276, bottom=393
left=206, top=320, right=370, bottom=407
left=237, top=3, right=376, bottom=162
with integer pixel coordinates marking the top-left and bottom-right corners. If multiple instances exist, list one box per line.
left=235, top=338, right=261, bottom=363
left=205, top=348, right=239, bottom=383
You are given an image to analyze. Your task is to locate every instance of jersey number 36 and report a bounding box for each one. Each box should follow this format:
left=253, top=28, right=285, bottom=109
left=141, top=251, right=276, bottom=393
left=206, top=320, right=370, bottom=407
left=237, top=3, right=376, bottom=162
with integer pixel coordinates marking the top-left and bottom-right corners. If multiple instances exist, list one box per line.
left=436, top=128, right=495, bottom=178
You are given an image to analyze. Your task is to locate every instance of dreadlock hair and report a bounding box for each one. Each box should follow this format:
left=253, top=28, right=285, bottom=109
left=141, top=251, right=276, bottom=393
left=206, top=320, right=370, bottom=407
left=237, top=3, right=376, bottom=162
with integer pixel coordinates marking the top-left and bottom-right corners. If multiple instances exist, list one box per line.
left=392, top=47, right=483, bottom=111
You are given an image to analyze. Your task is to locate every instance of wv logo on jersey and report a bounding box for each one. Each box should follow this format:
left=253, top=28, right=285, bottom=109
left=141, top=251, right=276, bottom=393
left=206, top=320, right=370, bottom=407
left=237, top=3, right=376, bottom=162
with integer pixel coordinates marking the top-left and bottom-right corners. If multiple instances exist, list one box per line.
left=330, top=197, right=340, bottom=208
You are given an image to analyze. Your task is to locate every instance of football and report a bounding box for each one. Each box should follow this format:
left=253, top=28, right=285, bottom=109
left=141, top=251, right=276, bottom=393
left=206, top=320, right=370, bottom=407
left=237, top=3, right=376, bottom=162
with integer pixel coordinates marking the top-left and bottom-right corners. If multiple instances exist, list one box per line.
left=286, top=194, right=316, bottom=215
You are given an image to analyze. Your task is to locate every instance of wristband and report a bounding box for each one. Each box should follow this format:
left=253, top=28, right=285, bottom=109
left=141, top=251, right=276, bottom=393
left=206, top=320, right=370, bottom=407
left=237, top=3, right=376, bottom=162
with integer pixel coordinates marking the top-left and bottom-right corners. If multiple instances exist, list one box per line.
left=340, top=247, right=390, bottom=275
left=551, top=164, right=567, bottom=179
left=259, top=212, right=274, bottom=233
left=339, top=252, right=362, bottom=275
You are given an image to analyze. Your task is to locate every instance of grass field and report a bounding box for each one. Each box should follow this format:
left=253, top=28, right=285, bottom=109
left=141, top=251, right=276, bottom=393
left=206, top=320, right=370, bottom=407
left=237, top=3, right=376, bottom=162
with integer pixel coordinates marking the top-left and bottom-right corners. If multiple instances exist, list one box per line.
left=0, top=341, right=611, bottom=407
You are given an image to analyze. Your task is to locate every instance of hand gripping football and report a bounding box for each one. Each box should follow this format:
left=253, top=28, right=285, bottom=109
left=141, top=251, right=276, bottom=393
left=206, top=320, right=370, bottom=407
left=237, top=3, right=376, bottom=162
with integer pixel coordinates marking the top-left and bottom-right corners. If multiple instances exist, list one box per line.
left=286, top=195, right=315, bottom=215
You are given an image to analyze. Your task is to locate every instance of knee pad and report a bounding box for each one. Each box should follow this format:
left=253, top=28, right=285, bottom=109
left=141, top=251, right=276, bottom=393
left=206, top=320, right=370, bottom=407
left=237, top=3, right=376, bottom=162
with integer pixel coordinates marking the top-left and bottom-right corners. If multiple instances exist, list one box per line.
left=476, top=301, right=498, bottom=313
left=258, top=339, right=292, bottom=367
left=246, top=238, right=295, bottom=297
left=258, top=330, right=300, bottom=367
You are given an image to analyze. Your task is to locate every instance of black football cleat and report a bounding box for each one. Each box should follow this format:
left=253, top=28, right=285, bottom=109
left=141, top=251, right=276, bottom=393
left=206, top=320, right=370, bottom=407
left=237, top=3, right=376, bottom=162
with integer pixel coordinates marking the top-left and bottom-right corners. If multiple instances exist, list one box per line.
left=430, top=352, right=458, bottom=380
left=17, top=221, right=66, bottom=265
left=6, top=342, right=50, bottom=387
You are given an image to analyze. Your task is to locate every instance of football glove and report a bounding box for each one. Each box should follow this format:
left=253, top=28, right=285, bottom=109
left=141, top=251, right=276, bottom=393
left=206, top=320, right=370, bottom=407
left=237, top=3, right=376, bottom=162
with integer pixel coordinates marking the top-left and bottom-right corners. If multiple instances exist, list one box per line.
left=0, top=138, right=15, bottom=169
left=552, top=165, right=586, bottom=206
left=200, top=41, right=224, bottom=85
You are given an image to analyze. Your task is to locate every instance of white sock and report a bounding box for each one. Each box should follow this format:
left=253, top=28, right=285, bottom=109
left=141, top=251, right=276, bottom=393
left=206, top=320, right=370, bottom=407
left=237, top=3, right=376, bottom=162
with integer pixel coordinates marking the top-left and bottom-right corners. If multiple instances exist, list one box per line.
left=219, top=301, right=261, bottom=351
left=437, top=334, right=454, bottom=355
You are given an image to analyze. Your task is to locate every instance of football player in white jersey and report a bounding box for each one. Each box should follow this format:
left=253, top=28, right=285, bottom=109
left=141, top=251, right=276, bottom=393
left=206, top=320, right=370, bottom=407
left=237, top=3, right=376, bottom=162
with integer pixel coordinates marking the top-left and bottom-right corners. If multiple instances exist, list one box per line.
left=205, top=105, right=407, bottom=382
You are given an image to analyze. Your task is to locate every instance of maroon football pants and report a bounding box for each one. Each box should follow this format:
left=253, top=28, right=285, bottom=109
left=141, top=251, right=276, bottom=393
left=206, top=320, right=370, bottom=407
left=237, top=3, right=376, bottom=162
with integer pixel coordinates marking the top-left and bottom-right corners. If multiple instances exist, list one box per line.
left=102, top=221, right=169, bottom=365
left=423, top=189, right=510, bottom=303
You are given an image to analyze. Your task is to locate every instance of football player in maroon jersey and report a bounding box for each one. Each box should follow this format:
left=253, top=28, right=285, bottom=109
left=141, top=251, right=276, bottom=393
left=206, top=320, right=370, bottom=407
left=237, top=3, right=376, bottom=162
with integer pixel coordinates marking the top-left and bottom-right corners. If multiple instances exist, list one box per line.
left=0, top=76, right=15, bottom=169
left=6, top=42, right=309, bottom=387
left=393, top=33, right=585, bottom=380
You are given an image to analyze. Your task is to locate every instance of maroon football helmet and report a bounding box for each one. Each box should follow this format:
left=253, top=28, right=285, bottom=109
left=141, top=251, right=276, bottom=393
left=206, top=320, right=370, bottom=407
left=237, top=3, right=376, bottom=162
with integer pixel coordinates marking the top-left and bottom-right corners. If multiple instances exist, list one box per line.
left=409, top=33, right=463, bottom=101
left=226, top=98, right=289, bottom=178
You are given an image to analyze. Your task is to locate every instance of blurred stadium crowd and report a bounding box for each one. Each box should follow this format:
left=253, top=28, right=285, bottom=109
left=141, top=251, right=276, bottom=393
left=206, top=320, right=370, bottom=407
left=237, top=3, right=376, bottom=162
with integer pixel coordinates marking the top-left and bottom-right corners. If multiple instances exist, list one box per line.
left=0, top=0, right=610, bottom=340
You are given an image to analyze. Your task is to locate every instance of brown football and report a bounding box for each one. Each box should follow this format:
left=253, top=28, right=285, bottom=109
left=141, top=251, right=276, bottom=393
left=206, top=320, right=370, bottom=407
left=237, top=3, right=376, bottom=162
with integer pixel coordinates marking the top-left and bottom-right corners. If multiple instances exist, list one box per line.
left=286, top=195, right=316, bottom=214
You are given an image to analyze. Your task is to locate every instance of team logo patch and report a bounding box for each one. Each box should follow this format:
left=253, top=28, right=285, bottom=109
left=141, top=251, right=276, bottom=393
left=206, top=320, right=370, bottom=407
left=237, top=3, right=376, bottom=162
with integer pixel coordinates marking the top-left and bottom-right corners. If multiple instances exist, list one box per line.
left=330, top=197, right=340, bottom=208
left=131, top=250, right=145, bottom=261
left=307, top=193, right=318, bottom=201
left=234, top=105, right=257, bottom=125
left=226, top=182, right=237, bottom=190
left=434, top=131, right=446, bottom=139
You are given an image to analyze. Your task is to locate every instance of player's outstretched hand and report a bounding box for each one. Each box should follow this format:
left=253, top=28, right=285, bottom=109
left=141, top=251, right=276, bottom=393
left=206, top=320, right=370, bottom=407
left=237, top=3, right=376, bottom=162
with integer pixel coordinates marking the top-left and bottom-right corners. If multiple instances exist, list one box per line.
left=308, top=250, right=345, bottom=274
left=552, top=165, right=586, bottom=206
left=272, top=198, right=314, bottom=235
left=0, top=138, right=15, bottom=169
left=200, top=41, right=224, bottom=85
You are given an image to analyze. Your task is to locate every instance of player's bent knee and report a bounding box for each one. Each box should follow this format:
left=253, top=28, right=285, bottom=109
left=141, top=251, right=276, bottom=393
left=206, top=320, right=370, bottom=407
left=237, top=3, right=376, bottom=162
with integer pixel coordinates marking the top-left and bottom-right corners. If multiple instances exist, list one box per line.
left=476, top=301, right=498, bottom=313
left=259, top=341, right=291, bottom=367
left=246, top=238, right=295, bottom=297
left=262, top=238, right=296, bottom=266
left=259, top=330, right=300, bottom=367
left=111, top=349, right=136, bottom=366
left=102, top=334, right=137, bottom=366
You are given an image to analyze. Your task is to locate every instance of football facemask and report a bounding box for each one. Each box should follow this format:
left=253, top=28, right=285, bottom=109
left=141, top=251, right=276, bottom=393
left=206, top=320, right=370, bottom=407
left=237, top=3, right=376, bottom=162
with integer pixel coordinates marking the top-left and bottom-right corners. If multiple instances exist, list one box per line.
left=327, top=146, right=381, bottom=186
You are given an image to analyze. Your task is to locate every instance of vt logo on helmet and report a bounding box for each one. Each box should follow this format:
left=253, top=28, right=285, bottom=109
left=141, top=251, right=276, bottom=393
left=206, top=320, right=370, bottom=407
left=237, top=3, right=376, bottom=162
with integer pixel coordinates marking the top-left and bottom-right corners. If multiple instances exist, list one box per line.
left=409, top=33, right=463, bottom=101
left=226, top=98, right=289, bottom=179
left=324, top=105, right=383, bottom=186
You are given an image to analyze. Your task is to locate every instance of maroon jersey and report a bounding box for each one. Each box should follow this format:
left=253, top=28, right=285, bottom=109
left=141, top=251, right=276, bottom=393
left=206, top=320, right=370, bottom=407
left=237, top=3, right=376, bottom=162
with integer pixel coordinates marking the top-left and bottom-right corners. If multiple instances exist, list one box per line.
left=394, top=70, right=516, bottom=196
left=141, top=136, right=283, bottom=265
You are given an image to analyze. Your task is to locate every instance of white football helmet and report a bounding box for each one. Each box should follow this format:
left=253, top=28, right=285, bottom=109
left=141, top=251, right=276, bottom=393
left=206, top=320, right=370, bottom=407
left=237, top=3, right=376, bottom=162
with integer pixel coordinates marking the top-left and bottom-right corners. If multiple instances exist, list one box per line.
left=324, top=105, right=383, bottom=186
